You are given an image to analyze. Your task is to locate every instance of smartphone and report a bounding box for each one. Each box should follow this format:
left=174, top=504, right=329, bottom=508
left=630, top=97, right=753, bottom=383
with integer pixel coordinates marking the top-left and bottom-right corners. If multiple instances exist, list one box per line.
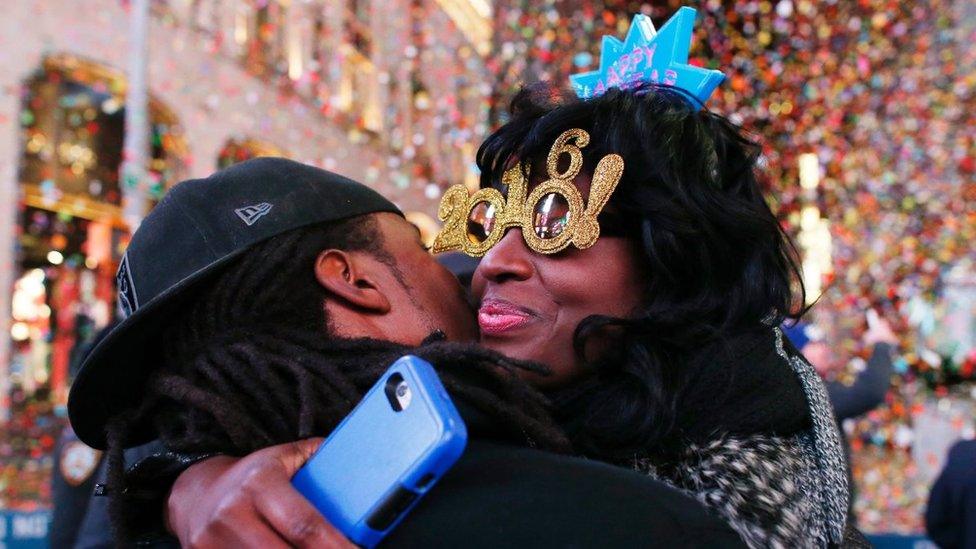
left=866, top=308, right=881, bottom=330
left=292, top=355, right=467, bottom=548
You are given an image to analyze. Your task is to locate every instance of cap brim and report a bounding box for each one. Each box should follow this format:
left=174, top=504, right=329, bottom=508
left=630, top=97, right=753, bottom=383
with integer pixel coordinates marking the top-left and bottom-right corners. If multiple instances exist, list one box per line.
left=68, top=249, right=246, bottom=450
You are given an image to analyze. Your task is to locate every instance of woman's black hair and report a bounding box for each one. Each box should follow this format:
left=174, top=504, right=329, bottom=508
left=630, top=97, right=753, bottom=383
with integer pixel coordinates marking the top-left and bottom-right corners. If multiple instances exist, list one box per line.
left=477, top=81, right=807, bottom=460
left=104, top=215, right=570, bottom=542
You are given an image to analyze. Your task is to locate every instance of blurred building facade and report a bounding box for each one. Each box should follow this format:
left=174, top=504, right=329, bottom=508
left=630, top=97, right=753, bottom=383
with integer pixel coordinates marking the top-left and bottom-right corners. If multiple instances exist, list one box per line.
left=0, top=0, right=492, bottom=419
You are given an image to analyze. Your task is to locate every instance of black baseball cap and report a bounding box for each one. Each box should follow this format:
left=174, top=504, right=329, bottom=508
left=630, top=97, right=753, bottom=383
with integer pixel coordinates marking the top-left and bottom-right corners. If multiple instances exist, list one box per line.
left=68, top=157, right=401, bottom=449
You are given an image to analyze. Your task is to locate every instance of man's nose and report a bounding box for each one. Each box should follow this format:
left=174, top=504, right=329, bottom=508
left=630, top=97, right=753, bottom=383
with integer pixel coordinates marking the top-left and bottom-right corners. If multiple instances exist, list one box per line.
left=476, top=228, right=534, bottom=284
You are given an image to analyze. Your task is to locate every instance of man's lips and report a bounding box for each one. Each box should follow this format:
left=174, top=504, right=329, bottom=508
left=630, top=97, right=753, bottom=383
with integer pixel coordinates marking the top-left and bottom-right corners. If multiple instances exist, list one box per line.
left=478, top=299, right=536, bottom=335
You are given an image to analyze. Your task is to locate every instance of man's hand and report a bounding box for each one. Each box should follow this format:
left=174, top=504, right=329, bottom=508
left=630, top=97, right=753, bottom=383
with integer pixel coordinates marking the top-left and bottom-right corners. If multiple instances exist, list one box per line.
left=166, top=439, right=354, bottom=549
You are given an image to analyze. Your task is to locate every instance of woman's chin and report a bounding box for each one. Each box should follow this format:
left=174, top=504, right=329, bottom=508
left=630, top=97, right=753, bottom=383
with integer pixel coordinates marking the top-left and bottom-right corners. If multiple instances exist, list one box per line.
left=481, top=337, right=531, bottom=363
left=481, top=338, right=585, bottom=388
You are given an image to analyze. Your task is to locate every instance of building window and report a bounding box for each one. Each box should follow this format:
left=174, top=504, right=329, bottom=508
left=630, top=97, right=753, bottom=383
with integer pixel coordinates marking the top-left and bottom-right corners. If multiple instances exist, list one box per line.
left=13, top=54, right=186, bottom=405
left=242, top=2, right=287, bottom=78
left=19, top=54, right=186, bottom=216
left=334, top=50, right=382, bottom=134
left=347, top=0, right=372, bottom=57
left=324, top=0, right=379, bottom=134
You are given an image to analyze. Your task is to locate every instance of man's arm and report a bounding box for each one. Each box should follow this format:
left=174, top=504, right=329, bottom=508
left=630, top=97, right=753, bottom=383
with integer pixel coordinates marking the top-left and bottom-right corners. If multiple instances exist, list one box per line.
left=827, top=343, right=893, bottom=420
left=170, top=440, right=748, bottom=548
left=925, top=440, right=976, bottom=549
left=164, top=439, right=353, bottom=548
left=827, top=312, right=898, bottom=420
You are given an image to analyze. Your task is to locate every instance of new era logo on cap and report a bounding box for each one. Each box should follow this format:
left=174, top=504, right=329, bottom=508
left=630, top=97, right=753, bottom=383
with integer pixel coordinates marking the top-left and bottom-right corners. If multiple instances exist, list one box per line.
left=116, top=253, right=139, bottom=318
left=235, top=203, right=273, bottom=226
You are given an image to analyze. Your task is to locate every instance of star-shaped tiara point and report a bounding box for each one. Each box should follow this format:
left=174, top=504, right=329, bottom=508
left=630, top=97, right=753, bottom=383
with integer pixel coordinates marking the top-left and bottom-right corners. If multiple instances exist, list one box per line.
left=569, top=7, right=725, bottom=105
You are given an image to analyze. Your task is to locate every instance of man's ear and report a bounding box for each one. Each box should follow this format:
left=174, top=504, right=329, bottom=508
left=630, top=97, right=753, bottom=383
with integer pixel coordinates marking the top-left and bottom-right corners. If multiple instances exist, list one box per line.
left=314, top=249, right=391, bottom=313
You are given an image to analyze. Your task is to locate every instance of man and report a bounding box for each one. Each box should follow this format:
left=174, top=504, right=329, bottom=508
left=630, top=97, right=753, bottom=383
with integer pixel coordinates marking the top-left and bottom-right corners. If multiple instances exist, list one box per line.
left=50, top=425, right=102, bottom=548
left=785, top=314, right=897, bottom=422
left=68, top=158, right=744, bottom=547
left=51, top=328, right=109, bottom=549
left=926, top=439, right=976, bottom=549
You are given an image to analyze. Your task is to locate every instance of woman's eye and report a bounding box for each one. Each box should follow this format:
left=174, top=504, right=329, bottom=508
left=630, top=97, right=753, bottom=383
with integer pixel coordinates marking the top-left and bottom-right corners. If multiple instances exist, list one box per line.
left=467, top=201, right=498, bottom=244
left=532, top=193, right=571, bottom=239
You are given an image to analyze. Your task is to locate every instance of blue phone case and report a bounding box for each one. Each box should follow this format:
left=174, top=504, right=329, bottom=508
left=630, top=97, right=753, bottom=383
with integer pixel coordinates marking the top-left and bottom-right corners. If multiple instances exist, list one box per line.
left=292, top=355, right=467, bottom=548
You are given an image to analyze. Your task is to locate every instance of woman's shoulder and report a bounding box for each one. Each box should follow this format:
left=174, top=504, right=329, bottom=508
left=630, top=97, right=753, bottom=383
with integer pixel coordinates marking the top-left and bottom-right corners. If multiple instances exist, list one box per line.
left=643, top=430, right=842, bottom=548
left=676, top=326, right=812, bottom=442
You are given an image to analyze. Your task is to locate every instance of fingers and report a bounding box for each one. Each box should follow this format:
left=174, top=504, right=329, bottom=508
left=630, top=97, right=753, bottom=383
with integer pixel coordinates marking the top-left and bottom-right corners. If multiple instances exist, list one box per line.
left=269, top=437, right=325, bottom=475
left=167, top=456, right=239, bottom=537
left=184, top=513, right=290, bottom=549
left=168, top=440, right=353, bottom=549
left=251, top=473, right=354, bottom=549
left=175, top=458, right=291, bottom=549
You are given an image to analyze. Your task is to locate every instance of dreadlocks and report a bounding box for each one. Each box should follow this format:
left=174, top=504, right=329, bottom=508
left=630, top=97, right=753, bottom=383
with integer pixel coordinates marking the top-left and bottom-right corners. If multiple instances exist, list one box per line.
left=103, top=214, right=571, bottom=543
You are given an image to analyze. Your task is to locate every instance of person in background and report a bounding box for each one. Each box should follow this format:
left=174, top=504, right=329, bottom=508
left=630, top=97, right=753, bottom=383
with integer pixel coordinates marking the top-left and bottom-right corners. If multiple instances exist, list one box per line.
left=785, top=310, right=897, bottom=421
left=51, top=320, right=165, bottom=549
left=49, top=323, right=114, bottom=549
left=50, top=426, right=101, bottom=548
left=926, top=439, right=976, bottom=549
left=785, top=310, right=898, bottom=521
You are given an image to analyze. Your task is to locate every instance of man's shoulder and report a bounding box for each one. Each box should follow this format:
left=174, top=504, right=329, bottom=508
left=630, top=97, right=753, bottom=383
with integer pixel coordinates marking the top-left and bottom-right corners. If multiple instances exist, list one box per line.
left=945, top=439, right=976, bottom=475
left=949, top=439, right=976, bottom=458
left=384, top=440, right=745, bottom=548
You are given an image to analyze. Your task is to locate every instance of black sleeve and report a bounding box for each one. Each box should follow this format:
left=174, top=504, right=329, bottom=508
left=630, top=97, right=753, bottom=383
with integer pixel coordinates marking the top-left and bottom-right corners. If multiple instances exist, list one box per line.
left=925, top=441, right=976, bottom=549
left=74, top=440, right=209, bottom=548
left=827, top=343, right=893, bottom=420
left=73, top=458, right=113, bottom=549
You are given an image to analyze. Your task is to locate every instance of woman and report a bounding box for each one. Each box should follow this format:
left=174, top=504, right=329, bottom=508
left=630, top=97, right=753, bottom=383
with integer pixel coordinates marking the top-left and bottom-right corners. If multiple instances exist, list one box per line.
left=453, top=81, right=854, bottom=547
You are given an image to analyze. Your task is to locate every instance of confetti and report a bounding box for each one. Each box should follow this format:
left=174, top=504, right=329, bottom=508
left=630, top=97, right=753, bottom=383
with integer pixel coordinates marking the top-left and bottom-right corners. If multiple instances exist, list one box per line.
left=488, top=0, right=974, bottom=533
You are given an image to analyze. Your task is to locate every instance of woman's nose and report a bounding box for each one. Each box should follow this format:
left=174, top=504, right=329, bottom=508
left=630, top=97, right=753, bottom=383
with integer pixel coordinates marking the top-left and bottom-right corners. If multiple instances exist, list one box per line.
left=475, top=228, right=534, bottom=284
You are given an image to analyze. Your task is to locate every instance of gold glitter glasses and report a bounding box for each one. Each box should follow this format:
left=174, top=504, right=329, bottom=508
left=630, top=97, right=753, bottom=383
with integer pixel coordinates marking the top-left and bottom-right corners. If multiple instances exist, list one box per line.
left=432, top=128, right=625, bottom=257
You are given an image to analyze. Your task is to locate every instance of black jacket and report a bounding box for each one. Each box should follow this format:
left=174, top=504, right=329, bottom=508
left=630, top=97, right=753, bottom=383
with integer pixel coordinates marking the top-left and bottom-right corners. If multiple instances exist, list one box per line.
left=926, top=439, right=976, bottom=549
left=383, top=438, right=744, bottom=547
left=75, top=441, right=166, bottom=549
left=50, top=427, right=102, bottom=549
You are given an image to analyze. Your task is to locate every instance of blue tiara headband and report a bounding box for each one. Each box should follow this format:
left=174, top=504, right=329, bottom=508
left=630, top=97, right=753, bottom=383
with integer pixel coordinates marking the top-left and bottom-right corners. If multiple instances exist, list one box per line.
left=569, top=7, right=725, bottom=105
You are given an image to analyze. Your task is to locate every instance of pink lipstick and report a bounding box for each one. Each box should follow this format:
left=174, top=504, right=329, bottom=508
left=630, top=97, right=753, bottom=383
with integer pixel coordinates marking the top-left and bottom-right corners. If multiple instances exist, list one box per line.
left=478, top=299, right=534, bottom=335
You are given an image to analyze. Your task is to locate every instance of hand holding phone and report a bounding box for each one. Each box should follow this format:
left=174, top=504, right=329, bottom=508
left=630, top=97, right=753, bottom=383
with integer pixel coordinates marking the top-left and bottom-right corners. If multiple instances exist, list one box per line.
left=292, top=356, right=467, bottom=548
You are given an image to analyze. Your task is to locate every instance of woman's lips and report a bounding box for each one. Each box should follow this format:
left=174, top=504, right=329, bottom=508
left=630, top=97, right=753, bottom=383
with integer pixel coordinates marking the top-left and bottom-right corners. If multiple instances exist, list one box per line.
left=478, top=299, right=535, bottom=335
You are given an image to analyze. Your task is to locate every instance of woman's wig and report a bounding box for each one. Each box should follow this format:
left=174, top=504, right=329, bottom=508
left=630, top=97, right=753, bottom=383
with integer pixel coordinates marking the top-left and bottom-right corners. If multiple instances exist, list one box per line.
left=478, top=81, right=807, bottom=458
